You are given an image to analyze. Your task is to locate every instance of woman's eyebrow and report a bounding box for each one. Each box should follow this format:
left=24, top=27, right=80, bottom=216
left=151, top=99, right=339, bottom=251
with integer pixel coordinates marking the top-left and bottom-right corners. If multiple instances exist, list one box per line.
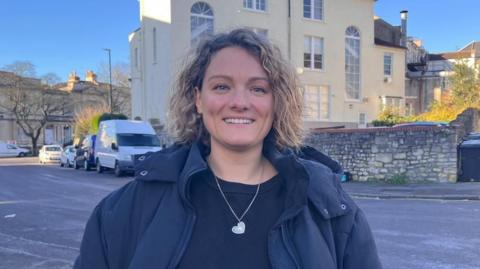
left=206, top=75, right=269, bottom=84
left=207, top=75, right=233, bottom=82
left=248, top=77, right=269, bottom=83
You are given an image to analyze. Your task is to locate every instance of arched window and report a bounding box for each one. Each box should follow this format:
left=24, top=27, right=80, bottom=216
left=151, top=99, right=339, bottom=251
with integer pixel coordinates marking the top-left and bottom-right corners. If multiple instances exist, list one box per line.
left=345, top=26, right=361, bottom=100
left=191, top=2, right=214, bottom=44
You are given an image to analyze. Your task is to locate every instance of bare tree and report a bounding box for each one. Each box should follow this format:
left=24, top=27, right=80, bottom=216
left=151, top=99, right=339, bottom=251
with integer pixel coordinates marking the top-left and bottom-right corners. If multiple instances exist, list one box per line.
left=96, top=62, right=131, bottom=87
left=0, top=73, right=66, bottom=155
left=40, top=72, right=61, bottom=86
left=1, top=61, right=37, bottom=78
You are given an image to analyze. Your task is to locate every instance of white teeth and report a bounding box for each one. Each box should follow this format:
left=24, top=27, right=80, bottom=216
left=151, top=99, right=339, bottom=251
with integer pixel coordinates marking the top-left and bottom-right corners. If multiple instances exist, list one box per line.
left=224, top=118, right=253, bottom=124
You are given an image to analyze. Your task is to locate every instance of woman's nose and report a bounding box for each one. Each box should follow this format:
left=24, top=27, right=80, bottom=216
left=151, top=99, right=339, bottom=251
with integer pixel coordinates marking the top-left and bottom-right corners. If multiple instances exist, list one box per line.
left=229, top=88, right=249, bottom=110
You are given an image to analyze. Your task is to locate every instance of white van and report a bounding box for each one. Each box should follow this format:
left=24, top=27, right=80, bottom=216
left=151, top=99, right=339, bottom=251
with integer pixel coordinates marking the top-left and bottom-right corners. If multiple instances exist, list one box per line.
left=95, top=120, right=162, bottom=176
left=0, top=142, right=30, bottom=158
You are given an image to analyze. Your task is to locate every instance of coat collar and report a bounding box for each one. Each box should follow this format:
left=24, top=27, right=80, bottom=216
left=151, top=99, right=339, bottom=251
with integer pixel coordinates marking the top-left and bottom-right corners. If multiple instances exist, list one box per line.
left=134, top=139, right=350, bottom=220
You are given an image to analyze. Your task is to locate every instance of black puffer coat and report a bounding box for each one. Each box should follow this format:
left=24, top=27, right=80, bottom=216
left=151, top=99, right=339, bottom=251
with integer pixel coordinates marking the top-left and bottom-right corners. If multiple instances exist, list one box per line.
left=74, top=140, right=382, bottom=269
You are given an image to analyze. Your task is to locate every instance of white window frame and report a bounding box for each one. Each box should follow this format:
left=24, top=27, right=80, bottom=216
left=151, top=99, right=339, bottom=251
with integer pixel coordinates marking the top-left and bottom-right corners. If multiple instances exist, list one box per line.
left=345, top=26, right=361, bottom=101
left=359, top=112, right=367, bottom=128
left=243, top=0, right=266, bottom=12
left=380, top=96, right=403, bottom=114
left=303, top=85, right=330, bottom=120
left=304, top=36, right=324, bottom=70
left=405, top=102, right=414, bottom=116
left=303, top=0, right=323, bottom=21
left=384, top=53, right=393, bottom=77
left=191, top=2, right=214, bottom=44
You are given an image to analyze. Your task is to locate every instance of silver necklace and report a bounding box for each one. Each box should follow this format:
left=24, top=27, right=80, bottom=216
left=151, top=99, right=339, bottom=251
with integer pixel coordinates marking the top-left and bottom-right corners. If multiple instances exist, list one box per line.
left=212, top=162, right=264, bottom=235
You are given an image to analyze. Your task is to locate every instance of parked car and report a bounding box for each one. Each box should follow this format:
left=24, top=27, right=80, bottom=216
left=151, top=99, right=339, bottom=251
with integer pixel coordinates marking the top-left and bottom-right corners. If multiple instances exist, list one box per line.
left=60, top=145, right=76, bottom=168
left=0, top=142, right=30, bottom=157
left=393, top=121, right=449, bottom=127
left=95, top=120, right=162, bottom=176
left=38, top=145, right=62, bottom=163
left=73, top=135, right=97, bottom=171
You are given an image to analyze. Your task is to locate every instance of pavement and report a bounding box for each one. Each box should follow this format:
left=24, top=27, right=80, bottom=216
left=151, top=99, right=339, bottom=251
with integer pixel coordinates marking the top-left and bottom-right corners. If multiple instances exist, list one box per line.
left=342, top=181, right=480, bottom=200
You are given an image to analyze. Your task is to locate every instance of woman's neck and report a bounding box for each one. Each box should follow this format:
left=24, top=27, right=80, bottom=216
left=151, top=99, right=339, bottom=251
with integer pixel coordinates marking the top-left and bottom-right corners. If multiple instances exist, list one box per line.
left=207, top=143, right=274, bottom=185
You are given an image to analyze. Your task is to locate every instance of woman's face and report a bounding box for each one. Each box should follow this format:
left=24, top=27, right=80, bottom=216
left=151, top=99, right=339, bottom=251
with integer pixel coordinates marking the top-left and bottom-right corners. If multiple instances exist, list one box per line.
left=195, top=46, right=274, bottom=152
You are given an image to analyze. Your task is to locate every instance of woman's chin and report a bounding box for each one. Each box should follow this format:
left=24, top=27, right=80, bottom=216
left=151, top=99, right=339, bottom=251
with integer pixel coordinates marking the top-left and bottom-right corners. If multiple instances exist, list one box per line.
left=214, top=139, right=263, bottom=152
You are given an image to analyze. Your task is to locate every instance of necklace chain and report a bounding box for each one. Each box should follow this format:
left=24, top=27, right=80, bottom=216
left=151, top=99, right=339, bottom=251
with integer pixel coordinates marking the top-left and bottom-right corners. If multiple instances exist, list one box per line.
left=210, top=158, right=265, bottom=225
left=213, top=174, right=261, bottom=223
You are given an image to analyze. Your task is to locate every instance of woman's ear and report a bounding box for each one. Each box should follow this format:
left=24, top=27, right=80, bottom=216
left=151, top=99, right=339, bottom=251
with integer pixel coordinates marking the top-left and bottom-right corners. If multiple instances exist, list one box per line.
left=194, top=87, right=202, bottom=114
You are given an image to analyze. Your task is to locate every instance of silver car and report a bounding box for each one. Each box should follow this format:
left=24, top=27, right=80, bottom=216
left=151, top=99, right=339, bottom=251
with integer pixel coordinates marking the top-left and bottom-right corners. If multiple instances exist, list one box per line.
left=60, top=146, right=76, bottom=168
left=38, top=145, right=62, bottom=164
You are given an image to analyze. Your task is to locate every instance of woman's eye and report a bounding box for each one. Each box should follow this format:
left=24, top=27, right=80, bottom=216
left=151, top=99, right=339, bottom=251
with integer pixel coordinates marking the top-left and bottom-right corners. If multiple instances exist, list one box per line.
left=251, top=87, right=267, bottom=94
left=213, top=84, right=229, bottom=91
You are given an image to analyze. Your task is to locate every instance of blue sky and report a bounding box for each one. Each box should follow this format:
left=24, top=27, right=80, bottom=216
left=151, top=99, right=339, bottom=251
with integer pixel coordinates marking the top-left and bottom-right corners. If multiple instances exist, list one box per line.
left=375, top=0, right=479, bottom=52
left=1, top=0, right=479, bottom=81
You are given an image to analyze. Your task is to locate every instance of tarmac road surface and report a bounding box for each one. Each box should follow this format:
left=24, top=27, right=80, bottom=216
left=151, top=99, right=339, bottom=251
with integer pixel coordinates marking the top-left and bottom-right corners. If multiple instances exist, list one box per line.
left=1, top=157, right=479, bottom=269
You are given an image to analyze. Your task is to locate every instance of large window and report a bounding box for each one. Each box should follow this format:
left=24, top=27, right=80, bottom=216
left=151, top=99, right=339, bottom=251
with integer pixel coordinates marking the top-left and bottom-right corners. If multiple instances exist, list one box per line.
left=243, top=0, right=266, bottom=11
left=384, top=53, right=393, bottom=76
left=303, top=0, right=323, bottom=20
left=345, top=26, right=361, bottom=100
left=304, top=36, right=324, bottom=70
left=380, top=96, right=403, bottom=114
left=304, top=85, right=330, bottom=120
left=191, top=2, right=214, bottom=44
left=117, top=134, right=160, bottom=147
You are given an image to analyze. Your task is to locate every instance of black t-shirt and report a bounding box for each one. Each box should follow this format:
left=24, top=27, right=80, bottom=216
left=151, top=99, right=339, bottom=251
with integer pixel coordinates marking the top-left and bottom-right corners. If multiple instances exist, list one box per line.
left=177, top=170, right=286, bottom=269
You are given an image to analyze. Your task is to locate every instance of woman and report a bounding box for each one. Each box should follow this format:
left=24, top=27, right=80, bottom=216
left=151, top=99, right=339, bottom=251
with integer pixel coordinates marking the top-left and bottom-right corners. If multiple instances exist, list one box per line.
left=74, top=29, right=382, bottom=269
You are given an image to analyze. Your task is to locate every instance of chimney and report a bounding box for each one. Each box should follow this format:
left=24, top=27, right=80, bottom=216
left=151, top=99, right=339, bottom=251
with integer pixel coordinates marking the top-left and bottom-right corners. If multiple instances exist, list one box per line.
left=68, top=71, right=80, bottom=83
left=85, top=70, right=98, bottom=84
left=67, top=71, right=80, bottom=91
left=400, top=10, right=408, bottom=47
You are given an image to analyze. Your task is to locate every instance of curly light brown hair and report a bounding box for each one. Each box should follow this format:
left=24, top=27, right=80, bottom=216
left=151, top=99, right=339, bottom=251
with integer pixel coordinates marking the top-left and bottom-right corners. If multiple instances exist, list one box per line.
left=167, top=28, right=304, bottom=150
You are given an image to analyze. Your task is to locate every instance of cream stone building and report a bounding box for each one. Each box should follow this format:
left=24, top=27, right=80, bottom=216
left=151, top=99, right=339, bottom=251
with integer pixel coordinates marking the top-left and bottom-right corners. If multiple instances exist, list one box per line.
left=0, top=71, right=131, bottom=148
left=130, top=0, right=405, bottom=129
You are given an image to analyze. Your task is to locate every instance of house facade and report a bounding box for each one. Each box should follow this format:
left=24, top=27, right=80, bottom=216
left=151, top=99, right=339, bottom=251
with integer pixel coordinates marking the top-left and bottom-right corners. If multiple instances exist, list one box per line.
left=0, top=71, right=131, bottom=148
left=406, top=40, right=480, bottom=114
left=130, top=0, right=405, bottom=129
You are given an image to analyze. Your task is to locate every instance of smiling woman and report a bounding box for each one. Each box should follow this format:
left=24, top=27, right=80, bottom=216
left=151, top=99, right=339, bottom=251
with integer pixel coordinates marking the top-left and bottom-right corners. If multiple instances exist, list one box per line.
left=195, top=47, right=274, bottom=156
left=74, top=29, right=382, bottom=269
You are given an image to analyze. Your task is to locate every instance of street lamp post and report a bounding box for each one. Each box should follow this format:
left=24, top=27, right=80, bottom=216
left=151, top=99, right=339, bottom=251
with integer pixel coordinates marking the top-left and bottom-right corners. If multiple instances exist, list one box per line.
left=103, top=48, right=113, bottom=113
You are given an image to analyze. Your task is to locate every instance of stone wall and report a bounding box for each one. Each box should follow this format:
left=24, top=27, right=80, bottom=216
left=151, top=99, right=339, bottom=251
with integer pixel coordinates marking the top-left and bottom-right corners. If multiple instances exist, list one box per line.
left=304, top=109, right=480, bottom=183
left=450, top=108, right=480, bottom=143
left=304, top=126, right=458, bottom=182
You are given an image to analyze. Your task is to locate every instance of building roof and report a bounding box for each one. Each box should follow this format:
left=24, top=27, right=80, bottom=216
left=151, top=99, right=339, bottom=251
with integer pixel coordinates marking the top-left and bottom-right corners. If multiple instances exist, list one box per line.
left=0, top=71, right=42, bottom=88
left=374, top=38, right=406, bottom=49
left=428, top=51, right=473, bottom=61
left=373, top=17, right=406, bottom=49
left=459, top=41, right=480, bottom=52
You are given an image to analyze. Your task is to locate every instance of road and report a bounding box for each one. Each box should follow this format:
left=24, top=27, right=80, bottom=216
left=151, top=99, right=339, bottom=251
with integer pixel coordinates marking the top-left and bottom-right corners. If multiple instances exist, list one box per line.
left=357, top=198, right=480, bottom=269
left=1, top=157, right=479, bottom=269
left=0, top=157, right=131, bottom=269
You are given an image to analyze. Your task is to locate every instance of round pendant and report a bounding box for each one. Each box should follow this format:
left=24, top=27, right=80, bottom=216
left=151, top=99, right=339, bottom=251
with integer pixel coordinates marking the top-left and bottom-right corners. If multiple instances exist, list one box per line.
left=231, top=221, right=246, bottom=234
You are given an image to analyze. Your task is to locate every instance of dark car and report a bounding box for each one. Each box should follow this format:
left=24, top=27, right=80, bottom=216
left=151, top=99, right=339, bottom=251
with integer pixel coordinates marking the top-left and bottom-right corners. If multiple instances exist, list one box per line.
left=73, top=135, right=97, bottom=171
